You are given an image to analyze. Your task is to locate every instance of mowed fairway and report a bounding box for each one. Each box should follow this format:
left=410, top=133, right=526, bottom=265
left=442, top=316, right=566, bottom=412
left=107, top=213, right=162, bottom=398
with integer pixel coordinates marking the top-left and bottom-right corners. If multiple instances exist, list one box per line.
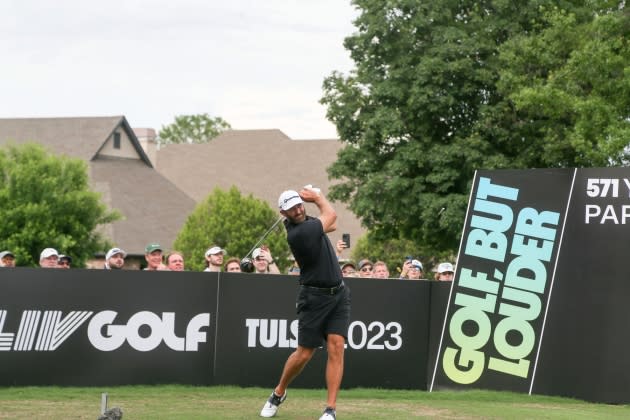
left=0, top=386, right=628, bottom=419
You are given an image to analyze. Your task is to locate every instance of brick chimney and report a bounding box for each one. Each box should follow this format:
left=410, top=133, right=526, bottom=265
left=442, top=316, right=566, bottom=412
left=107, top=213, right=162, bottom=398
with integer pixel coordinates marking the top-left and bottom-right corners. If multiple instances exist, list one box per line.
left=133, top=128, right=158, bottom=165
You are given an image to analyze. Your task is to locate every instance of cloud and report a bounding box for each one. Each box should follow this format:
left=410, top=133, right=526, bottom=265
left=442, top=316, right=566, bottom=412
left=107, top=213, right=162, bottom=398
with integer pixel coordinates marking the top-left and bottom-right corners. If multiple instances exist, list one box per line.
left=0, top=0, right=358, bottom=139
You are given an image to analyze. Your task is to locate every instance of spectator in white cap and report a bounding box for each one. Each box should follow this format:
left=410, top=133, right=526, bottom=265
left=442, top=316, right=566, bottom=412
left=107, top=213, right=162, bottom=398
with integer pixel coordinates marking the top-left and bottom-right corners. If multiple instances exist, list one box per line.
left=204, top=246, right=226, bottom=272
left=399, top=257, right=424, bottom=280
left=252, top=246, right=281, bottom=274
left=39, top=248, right=60, bottom=268
left=0, top=251, right=16, bottom=268
left=408, top=259, right=424, bottom=280
left=435, top=262, right=454, bottom=281
left=105, top=247, right=126, bottom=270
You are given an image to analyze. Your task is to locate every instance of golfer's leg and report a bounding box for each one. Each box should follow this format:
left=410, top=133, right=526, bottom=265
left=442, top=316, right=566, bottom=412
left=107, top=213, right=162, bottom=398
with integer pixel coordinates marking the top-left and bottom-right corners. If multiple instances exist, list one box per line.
left=324, top=333, right=345, bottom=409
left=274, top=345, right=316, bottom=396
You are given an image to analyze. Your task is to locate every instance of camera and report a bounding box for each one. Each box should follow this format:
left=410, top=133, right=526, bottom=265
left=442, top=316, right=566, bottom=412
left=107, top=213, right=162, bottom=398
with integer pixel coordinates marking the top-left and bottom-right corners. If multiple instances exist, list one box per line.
left=240, top=257, right=255, bottom=273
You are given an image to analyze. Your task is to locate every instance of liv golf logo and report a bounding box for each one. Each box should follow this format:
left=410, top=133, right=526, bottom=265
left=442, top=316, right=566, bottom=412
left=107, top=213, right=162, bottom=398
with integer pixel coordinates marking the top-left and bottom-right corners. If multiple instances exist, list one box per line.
left=0, top=310, right=210, bottom=352
left=0, top=310, right=93, bottom=351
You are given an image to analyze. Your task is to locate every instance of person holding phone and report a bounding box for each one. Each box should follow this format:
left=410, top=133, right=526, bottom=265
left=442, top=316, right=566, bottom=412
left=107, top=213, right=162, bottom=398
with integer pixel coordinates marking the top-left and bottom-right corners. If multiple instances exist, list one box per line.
left=399, top=257, right=424, bottom=280
left=341, top=233, right=350, bottom=249
left=334, top=236, right=350, bottom=260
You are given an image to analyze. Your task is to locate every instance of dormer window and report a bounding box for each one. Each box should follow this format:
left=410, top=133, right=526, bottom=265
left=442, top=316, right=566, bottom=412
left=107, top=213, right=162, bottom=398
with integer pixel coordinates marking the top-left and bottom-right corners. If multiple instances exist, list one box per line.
left=113, top=132, right=121, bottom=149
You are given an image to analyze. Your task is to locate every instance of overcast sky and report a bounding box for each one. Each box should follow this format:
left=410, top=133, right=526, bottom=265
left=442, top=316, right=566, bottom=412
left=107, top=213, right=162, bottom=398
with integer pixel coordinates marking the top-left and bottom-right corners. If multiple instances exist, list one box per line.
left=0, top=1, right=359, bottom=139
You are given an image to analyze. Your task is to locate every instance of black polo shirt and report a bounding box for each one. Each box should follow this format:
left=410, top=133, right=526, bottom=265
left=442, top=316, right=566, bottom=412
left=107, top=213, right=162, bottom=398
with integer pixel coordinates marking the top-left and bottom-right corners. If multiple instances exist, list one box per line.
left=285, top=215, right=343, bottom=288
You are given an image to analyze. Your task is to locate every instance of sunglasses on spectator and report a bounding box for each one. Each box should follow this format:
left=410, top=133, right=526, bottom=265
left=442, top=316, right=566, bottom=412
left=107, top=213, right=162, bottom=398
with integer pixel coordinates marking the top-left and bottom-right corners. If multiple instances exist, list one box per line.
left=360, top=267, right=372, bottom=272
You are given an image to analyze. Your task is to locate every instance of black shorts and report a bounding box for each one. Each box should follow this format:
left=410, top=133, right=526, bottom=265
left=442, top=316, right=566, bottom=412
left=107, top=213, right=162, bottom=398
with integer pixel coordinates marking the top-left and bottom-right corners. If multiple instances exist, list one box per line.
left=296, top=283, right=351, bottom=348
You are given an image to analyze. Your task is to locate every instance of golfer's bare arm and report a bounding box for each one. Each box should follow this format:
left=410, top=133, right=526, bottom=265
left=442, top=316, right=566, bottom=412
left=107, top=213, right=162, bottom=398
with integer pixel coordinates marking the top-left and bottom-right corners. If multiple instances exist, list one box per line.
left=315, top=194, right=337, bottom=233
left=299, top=188, right=337, bottom=233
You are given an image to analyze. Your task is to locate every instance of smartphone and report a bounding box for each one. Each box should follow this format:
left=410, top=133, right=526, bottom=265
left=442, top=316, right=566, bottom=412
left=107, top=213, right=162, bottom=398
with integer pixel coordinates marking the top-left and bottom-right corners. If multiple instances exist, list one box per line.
left=342, top=233, right=351, bottom=248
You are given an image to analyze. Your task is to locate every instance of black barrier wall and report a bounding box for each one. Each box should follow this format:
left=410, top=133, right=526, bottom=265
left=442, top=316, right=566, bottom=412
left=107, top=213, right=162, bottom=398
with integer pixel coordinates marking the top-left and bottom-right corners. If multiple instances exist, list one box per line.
left=0, top=268, right=217, bottom=386
left=0, top=268, right=448, bottom=390
left=215, top=274, right=435, bottom=389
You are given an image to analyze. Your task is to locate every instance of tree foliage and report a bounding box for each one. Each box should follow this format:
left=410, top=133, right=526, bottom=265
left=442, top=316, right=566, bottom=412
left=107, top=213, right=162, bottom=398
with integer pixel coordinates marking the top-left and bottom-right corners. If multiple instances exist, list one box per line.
left=159, top=113, right=231, bottom=145
left=0, top=143, right=120, bottom=267
left=489, top=6, right=630, bottom=168
left=321, top=0, right=628, bottom=256
left=173, top=186, right=290, bottom=272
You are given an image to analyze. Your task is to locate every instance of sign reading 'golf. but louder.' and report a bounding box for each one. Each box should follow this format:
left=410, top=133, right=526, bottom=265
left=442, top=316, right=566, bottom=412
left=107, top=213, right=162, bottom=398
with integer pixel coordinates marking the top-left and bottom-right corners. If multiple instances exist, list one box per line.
left=432, top=167, right=630, bottom=403
left=432, top=169, right=573, bottom=392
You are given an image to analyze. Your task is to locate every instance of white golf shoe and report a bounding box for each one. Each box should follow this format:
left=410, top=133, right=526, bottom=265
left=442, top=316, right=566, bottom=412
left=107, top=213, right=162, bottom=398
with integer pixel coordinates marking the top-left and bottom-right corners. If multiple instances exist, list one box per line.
left=260, top=391, right=287, bottom=417
left=319, top=406, right=336, bottom=420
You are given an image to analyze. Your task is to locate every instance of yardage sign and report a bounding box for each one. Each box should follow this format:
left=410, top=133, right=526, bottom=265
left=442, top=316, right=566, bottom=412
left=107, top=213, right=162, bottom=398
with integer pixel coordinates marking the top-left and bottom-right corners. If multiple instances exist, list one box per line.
left=432, top=169, right=572, bottom=392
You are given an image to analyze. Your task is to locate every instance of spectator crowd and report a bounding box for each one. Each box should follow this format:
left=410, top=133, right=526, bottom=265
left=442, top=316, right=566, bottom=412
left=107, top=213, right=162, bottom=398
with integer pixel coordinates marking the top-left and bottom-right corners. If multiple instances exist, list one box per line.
left=0, top=238, right=455, bottom=281
left=333, top=240, right=454, bottom=281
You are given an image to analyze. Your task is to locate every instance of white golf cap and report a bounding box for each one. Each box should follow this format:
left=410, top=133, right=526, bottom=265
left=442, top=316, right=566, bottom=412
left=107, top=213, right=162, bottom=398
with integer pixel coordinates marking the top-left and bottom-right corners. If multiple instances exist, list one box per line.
left=0, top=250, right=15, bottom=259
left=40, top=248, right=59, bottom=260
left=106, top=247, right=127, bottom=260
left=252, top=248, right=263, bottom=259
left=410, top=259, right=423, bottom=271
left=437, top=262, right=454, bottom=273
left=205, top=246, right=226, bottom=257
left=278, top=190, right=303, bottom=211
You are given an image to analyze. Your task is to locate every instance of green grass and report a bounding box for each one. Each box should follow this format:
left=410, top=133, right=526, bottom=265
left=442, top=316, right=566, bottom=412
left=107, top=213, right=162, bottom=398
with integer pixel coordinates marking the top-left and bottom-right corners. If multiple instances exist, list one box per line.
left=0, top=385, right=627, bottom=419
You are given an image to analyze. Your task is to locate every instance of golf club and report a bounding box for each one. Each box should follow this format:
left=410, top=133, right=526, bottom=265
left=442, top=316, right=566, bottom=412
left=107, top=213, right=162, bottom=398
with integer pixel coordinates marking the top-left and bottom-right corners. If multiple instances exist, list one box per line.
left=240, top=216, right=285, bottom=272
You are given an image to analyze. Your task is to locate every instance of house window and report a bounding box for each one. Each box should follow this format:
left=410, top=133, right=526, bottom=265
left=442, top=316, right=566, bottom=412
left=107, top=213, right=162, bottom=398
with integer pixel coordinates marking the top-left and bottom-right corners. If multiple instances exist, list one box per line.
left=113, top=132, right=121, bottom=149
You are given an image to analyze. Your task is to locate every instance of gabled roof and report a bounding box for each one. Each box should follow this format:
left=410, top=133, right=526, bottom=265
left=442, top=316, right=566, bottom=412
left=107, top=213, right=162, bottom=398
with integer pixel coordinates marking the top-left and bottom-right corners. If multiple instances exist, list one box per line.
left=0, top=115, right=152, bottom=166
left=0, top=116, right=195, bottom=255
left=155, top=129, right=366, bottom=246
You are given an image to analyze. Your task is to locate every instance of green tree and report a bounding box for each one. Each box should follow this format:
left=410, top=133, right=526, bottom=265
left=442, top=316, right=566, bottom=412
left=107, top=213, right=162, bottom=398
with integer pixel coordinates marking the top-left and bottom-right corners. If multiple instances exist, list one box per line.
left=0, top=143, right=120, bottom=267
left=321, top=1, right=626, bottom=256
left=173, top=186, right=290, bottom=272
left=159, top=113, right=231, bottom=145
left=486, top=7, right=630, bottom=168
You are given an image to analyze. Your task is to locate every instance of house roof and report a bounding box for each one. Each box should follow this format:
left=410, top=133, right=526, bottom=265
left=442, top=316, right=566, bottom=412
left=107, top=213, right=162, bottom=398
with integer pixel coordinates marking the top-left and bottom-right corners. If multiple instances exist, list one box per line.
left=154, top=129, right=366, bottom=247
left=0, top=116, right=152, bottom=165
left=90, top=156, right=194, bottom=254
left=0, top=116, right=195, bottom=255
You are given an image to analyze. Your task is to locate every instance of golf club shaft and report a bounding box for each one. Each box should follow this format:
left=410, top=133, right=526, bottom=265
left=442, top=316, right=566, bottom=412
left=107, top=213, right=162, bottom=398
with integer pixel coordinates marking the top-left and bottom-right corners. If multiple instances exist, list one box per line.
left=243, top=216, right=285, bottom=259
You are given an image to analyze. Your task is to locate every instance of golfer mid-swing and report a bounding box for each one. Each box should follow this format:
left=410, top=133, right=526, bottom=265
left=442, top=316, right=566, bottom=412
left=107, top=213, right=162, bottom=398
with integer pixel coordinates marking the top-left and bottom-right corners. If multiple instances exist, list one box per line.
left=260, top=186, right=351, bottom=420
